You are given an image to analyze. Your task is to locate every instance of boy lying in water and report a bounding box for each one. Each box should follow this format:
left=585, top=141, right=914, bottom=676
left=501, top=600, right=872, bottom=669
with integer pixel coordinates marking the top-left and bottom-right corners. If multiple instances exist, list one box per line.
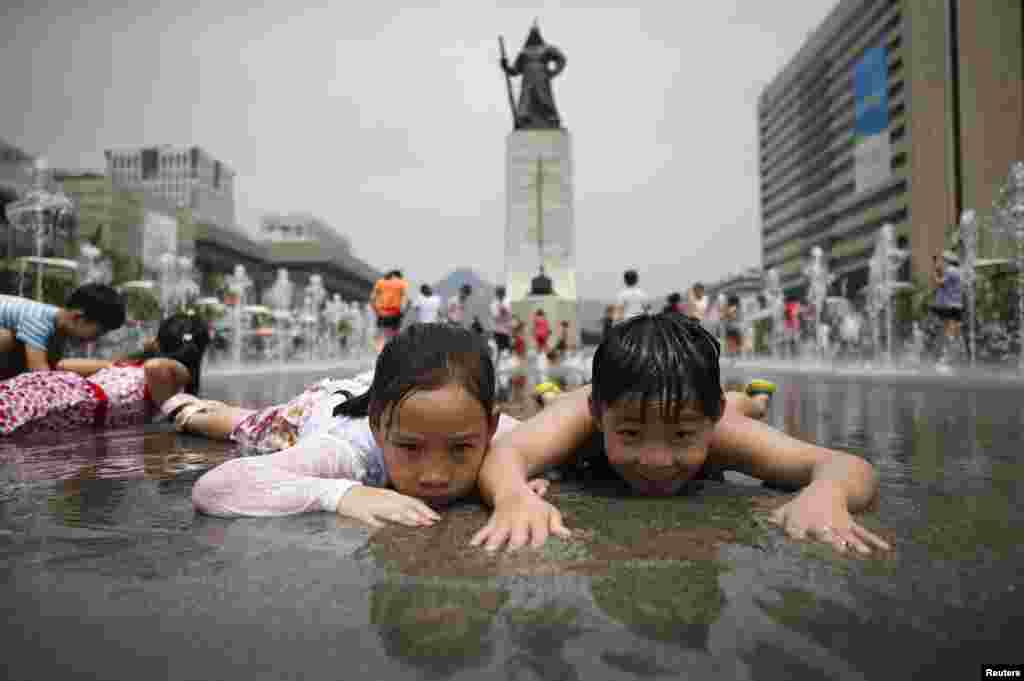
left=472, top=313, right=890, bottom=556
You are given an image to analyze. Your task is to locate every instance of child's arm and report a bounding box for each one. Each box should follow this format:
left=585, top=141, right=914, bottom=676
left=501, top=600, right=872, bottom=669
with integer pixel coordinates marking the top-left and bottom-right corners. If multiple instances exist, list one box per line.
left=710, top=413, right=889, bottom=554
left=473, top=386, right=594, bottom=550
left=25, top=345, right=52, bottom=371
left=54, top=358, right=113, bottom=376
left=143, top=358, right=192, bottom=406
left=192, top=431, right=440, bottom=527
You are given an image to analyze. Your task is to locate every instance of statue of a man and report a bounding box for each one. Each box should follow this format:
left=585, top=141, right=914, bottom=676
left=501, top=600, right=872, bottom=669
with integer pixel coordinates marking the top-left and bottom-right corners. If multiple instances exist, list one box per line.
left=501, top=23, right=566, bottom=129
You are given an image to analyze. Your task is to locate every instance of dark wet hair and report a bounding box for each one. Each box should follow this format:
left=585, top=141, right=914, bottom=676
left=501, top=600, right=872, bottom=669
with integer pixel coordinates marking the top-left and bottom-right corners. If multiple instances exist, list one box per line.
left=589, top=313, right=723, bottom=423
left=495, top=285, right=506, bottom=300
left=132, top=313, right=210, bottom=395
left=333, top=323, right=496, bottom=431
left=66, top=283, right=126, bottom=332
left=420, top=284, right=432, bottom=296
left=623, top=269, right=638, bottom=287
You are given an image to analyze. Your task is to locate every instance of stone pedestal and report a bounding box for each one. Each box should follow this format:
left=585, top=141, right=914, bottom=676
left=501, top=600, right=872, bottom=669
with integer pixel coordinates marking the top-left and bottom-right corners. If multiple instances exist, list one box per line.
left=505, top=129, right=577, bottom=348
left=512, top=295, right=579, bottom=352
left=505, top=129, right=576, bottom=303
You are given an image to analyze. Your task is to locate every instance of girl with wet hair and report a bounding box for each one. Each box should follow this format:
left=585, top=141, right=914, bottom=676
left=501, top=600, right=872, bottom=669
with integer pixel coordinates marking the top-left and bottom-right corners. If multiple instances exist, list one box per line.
left=191, top=323, right=545, bottom=526
left=0, top=312, right=209, bottom=436
left=472, top=312, right=890, bottom=557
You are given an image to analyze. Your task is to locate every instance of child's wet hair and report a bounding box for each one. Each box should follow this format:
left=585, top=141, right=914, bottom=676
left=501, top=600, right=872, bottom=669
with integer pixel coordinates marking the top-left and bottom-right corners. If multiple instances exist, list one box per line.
left=66, top=283, right=126, bottom=332
left=333, top=323, right=496, bottom=430
left=142, top=312, right=210, bottom=394
left=589, top=312, right=724, bottom=423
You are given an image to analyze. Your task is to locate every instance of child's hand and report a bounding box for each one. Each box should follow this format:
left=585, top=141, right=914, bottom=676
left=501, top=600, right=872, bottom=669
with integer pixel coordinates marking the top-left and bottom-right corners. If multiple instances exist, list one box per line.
left=336, top=486, right=441, bottom=528
left=470, top=488, right=571, bottom=551
left=768, top=480, right=891, bottom=555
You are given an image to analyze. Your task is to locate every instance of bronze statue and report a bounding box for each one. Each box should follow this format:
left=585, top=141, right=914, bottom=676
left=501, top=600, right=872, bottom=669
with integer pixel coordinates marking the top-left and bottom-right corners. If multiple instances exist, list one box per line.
left=499, top=23, right=566, bottom=129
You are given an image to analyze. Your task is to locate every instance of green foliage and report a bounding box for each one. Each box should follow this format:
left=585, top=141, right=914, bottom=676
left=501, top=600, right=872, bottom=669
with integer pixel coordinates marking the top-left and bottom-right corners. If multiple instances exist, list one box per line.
left=0, top=258, right=76, bottom=305
left=194, top=301, right=226, bottom=322
left=123, top=287, right=161, bottom=322
left=752, top=318, right=772, bottom=354
left=251, top=311, right=273, bottom=327
left=974, top=269, right=1017, bottom=323
left=107, top=248, right=144, bottom=284
left=204, top=271, right=225, bottom=297
left=892, top=273, right=931, bottom=325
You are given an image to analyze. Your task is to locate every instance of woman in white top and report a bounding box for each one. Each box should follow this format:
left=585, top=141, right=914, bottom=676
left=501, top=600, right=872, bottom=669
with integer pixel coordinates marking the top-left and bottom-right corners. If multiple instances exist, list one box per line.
left=412, top=284, right=443, bottom=323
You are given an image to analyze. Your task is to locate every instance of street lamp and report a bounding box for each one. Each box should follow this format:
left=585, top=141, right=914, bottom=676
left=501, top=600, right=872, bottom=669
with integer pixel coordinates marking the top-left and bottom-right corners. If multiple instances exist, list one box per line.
left=3, top=159, right=75, bottom=300
left=993, top=161, right=1024, bottom=369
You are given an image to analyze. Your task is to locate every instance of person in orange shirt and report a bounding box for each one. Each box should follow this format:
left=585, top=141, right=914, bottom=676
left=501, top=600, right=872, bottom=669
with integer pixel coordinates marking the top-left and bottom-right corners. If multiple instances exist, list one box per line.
left=370, top=270, right=410, bottom=352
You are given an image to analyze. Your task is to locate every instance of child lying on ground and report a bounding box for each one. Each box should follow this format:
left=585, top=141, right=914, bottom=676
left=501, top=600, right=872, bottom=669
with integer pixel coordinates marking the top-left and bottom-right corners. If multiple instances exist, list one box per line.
left=0, top=313, right=207, bottom=435
left=192, top=324, right=541, bottom=525
left=471, top=313, right=890, bottom=556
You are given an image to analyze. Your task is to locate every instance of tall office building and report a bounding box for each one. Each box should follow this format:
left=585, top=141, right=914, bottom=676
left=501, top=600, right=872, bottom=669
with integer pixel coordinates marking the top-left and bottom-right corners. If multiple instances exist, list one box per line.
left=759, top=0, right=1023, bottom=294
left=104, top=145, right=236, bottom=230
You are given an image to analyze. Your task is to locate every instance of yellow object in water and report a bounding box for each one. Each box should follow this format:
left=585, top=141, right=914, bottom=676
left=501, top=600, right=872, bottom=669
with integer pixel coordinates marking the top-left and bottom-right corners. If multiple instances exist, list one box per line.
left=745, top=379, right=777, bottom=397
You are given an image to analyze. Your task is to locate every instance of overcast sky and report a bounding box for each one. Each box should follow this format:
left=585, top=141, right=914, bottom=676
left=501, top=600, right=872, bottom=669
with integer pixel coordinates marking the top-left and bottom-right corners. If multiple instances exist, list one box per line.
left=3, top=0, right=836, bottom=301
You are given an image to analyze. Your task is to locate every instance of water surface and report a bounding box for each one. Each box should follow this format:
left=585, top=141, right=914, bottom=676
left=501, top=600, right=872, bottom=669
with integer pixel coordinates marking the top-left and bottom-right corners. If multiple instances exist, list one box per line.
left=0, top=369, right=1019, bottom=680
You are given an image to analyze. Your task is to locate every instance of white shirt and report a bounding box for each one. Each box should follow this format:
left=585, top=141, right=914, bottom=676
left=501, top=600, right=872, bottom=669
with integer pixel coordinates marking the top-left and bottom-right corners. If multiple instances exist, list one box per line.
left=490, top=299, right=512, bottom=335
left=616, top=286, right=650, bottom=321
left=413, top=294, right=443, bottom=323
left=446, top=297, right=466, bottom=324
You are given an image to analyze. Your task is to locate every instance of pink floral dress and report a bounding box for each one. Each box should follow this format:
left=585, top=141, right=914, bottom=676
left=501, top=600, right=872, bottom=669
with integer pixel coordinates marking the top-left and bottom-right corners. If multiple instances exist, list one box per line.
left=0, top=362, right=158, bottom=436
left=229, top=372, right=375, bottom=453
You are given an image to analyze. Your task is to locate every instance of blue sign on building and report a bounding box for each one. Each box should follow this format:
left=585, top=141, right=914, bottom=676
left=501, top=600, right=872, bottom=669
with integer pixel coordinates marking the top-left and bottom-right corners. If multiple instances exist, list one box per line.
left=853, top=46, right=891, bottom=192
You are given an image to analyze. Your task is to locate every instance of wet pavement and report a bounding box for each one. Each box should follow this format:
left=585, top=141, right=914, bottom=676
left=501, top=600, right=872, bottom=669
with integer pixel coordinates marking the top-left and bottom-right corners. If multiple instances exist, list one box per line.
left=1, top=365, right=1021, bottom=680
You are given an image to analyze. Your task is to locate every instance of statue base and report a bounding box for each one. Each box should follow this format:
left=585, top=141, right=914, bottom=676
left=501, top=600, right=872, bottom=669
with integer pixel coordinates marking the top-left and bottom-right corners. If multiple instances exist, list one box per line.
left=504, top=129, right=576, bottom=304
left=511, top=294, right=579, bottom=353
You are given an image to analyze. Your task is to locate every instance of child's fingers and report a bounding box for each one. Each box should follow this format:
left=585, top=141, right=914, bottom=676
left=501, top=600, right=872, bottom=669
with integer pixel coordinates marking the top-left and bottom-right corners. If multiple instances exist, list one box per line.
left=528, top=520, right=550, bottom=548
left=851, top=522, right=891, bottom=552
left=469, top=521, right=493, bottom=547
left=507, top=523, right=533, bottom=551
left=549, top=512, right=572, bottom=539
left=407, top=498, right=442, bottom=522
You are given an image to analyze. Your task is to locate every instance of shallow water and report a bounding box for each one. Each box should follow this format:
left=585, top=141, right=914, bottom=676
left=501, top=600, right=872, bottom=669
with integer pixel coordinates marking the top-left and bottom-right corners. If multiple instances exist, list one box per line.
left=0, top=369, right=1020, bottom=680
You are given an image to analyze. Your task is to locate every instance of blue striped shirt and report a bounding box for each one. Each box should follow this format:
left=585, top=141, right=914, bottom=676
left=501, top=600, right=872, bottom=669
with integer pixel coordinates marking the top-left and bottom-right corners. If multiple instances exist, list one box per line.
left=0, top=295, right=59, bottom=351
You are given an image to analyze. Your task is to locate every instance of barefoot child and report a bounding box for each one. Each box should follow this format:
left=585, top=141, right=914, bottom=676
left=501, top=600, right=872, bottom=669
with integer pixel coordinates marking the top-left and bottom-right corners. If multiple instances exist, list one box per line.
left=471, top=312, right=890, bottom=556
left=0, top=313, right=208, bottom=436
left=191, top=323, right=537, bottom=525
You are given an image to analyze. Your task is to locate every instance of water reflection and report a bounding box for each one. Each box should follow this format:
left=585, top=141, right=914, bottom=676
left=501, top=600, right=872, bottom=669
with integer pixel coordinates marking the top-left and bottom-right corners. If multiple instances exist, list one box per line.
left=591, top=561, right=726, bottom=650
left=1, top=430, right=236, bottom=483
left=505, top=603, right=587, bottom=681
left=371, top=577, right=507, bottom=679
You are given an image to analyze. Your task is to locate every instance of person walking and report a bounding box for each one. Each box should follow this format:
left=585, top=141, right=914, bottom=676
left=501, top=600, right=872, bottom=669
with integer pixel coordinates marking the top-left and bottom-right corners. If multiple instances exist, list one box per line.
left=370, top=270, right=409, bottom=353
left=615, top=269, right=649, bottom=322
left=931, top=251, right=963, bottom=369
left=686, top=283, right=708, bottom=321
left=490, top=286, right=513, bottom=363
left=445, top=284, right=473, bottom=326
left=412, top=284, right=442, bottom=324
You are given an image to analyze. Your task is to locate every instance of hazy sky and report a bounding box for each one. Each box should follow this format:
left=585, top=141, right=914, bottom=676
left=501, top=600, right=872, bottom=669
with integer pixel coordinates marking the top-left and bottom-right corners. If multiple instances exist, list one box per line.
left=3, top=0, right=835, bottom=301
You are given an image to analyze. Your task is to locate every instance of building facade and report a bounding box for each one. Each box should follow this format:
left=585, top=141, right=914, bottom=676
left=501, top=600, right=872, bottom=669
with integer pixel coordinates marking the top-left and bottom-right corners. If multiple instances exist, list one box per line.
left=759, top=0, right=1024, bottom=297
left=105, top=145, right=236, bottom=230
